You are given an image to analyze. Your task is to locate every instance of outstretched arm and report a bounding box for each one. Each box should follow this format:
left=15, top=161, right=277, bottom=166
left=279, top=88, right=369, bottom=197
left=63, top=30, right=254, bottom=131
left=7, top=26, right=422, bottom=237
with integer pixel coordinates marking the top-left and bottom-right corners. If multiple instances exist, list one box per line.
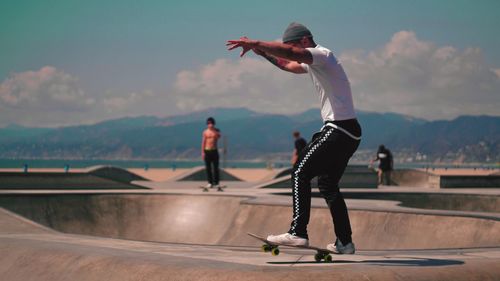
left=227, top=37, right=311, bottom=72
left=254, top=48, right=306, bottom=74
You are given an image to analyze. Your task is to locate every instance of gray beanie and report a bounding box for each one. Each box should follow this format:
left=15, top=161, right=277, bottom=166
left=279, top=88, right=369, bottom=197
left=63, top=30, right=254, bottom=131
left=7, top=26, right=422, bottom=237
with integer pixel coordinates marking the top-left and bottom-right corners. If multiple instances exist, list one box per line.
left=282, top=22, right=312, bottom=43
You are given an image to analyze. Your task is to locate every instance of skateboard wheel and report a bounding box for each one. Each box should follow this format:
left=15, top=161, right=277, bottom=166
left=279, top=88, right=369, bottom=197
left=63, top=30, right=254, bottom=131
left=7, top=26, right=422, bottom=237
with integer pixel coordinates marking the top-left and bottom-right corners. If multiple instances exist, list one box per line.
left=261, top=244, right=269, bottom=252
left=271, top=247, right=280, bottom=256
left=314, top=253, right=322, bottom=262
left=324, top=254, right=333, bottom=262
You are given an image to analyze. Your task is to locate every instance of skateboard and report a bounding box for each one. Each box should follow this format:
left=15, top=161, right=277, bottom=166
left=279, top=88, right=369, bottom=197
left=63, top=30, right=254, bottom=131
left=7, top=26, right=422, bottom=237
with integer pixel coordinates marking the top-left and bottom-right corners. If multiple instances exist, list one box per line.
left=199, top=185, right=226, bottom=192
left=247, top=232, right=334, bottom=262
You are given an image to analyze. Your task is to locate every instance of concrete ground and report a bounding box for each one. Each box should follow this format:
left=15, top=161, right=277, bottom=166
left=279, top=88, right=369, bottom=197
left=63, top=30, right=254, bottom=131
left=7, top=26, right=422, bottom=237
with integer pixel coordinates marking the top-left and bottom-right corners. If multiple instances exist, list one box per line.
left=1, top=170, right=499, bottom=280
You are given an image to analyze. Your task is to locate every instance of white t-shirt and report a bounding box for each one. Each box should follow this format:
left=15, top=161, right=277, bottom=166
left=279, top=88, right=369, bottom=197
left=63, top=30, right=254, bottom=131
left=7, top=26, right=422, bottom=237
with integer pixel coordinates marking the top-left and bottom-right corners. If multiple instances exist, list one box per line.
left=301, top=45, right=356, bottom=121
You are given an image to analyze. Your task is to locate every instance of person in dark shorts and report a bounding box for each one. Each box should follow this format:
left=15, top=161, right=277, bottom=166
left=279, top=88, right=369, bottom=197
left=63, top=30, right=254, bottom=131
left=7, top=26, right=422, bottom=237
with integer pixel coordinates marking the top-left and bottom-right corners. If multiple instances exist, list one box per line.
left=227, top=22, right=362, bottom=254
left=371, top=145, right=393, bottom=185
left=201, top=117, right=222, bottom=191
left=292, top=131, right=307, bottom=165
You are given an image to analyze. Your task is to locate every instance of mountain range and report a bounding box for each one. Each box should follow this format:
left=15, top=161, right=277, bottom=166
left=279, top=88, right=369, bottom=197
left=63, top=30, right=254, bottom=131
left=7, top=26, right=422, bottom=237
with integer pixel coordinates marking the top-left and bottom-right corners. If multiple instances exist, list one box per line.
left=0, top=108, right=498, bottom=163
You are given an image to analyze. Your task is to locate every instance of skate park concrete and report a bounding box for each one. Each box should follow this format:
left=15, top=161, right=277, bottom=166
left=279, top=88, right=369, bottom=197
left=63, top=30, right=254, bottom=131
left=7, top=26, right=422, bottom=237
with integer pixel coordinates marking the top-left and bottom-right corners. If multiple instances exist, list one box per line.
left=1, top=168, right=500, bottom=280
left=253, top=165, right=379, bottom=188
left=392, top=168, right=500, bottom=188
left=0, top=166, right=148, bottom=189
left=169, top=166, right=243, bottom=182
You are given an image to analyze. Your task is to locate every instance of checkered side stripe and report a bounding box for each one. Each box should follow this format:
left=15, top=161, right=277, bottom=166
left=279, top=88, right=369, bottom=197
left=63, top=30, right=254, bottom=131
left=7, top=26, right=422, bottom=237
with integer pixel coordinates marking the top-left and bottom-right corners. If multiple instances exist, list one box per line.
left=290, top=127, right=334, bottom=235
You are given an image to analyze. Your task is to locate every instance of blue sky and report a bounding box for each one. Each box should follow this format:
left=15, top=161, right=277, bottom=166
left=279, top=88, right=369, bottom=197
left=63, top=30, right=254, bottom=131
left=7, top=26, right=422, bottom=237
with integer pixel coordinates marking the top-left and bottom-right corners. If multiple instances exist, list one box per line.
left=1, top=0, right=499, bottom=126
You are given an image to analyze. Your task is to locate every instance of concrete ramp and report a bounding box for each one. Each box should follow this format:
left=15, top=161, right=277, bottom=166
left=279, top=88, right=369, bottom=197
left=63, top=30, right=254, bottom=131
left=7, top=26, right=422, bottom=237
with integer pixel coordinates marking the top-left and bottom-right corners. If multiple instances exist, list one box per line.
left=1, top=194, right=499, bottom=250
left=256, top=165, right=378, bottom=189
left=85, top=166, right=148, bottom=183
left=392, top=169, right=500, bottom=188
left=219, top=203, right=500, bottom=249
left=0, top=208, right=55, bottom=235
left=0, top=166, right=148, bottom=189
left=273, top=167, right=293, bottom=179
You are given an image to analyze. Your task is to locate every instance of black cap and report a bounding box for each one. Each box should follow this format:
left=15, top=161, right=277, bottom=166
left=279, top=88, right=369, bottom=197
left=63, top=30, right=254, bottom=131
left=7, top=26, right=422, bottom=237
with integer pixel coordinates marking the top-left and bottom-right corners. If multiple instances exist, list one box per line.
left=282, top=22, right=312, bottom=43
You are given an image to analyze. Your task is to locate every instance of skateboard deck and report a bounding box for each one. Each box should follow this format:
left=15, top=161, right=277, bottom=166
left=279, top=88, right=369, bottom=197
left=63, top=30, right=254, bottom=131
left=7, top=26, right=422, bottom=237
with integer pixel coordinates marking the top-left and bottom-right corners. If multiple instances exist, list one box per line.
left=247, top=232, right=334, bottom=262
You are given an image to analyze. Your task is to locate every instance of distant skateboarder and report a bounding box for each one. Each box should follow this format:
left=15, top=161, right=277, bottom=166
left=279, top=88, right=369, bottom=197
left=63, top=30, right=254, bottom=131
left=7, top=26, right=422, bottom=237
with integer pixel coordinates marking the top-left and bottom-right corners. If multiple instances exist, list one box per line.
left=202, top=117, right=223, bottom=191
left=371, top=145, right=393, bottom=185
left=227, top=22, right=362, bottom=254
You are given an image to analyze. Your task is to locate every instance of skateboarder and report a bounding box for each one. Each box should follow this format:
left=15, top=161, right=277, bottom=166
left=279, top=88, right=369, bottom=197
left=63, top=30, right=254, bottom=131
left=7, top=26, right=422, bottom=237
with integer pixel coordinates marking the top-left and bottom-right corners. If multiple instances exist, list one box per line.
left=227, top=22, right=361, bottom=254
left=370, top=145, right=393, bottom=185
left=202, top=117, right=223, bottom=191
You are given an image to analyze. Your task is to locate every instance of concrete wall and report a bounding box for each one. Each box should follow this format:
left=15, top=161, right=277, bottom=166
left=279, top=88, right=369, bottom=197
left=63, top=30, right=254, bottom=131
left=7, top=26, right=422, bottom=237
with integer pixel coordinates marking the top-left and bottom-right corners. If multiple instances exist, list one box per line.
left=1, top=194, right=499, bottom=250
left=259, top=165, right=378, bottom=189
left=391, top=169, right=439, bottom=188
left=392, top=169, right=500, bottom=188
left=0, top=173, right=147, bottom=189
left=0, top=166, right=148, bottom=189
left=440, top=175, right=500, bottom=188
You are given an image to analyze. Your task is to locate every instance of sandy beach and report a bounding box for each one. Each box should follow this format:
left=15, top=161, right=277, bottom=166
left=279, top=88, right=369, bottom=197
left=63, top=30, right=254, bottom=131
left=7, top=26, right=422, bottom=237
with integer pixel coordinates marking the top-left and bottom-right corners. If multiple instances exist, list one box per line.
left=122, top=168, right=277, bottom=182
left=418, top=168, right=499, bottom=176
left=1, top=167, right=498, bottom=182
left=0, top=167, right=278, bottom=182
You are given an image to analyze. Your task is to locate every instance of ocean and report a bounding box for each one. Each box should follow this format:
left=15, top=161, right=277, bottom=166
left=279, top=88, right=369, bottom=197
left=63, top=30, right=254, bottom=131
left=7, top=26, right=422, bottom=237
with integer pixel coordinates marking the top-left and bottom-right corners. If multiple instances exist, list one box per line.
left=0, top=159, right=496, bottom=170
left=0, top=159, right=282, bottom=169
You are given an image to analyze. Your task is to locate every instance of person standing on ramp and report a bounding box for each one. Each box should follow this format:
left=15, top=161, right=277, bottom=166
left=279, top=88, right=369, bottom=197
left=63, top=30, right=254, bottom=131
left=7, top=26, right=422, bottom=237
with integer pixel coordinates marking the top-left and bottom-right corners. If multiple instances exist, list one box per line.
left=371, top=145, right=394, bottom=186
left=202, top=117, right=222, bottom=191
left=227, top=22, right=362, bottom=254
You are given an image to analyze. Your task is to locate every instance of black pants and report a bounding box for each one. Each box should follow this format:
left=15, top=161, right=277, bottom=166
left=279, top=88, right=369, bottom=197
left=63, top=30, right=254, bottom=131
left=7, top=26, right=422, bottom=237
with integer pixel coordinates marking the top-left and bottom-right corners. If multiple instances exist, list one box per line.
left=379, top=169, right=392, bottom=185
left=204, top=150, right=219, bottom=185
left=288, top=119, right=361, bottom=244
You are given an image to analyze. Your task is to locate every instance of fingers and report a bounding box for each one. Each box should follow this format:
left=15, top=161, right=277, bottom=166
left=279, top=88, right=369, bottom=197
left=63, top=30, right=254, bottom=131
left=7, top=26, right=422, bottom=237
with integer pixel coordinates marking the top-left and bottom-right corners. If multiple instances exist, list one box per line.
left=226, top=40, right=243, bottom=47
left=226, top=40, right=242, bottom=51
left=227, top=44, right=240, bottom=51
left=226, top=37, right=248, bottom=45
left=226, top=37, right=254, bottom=58
left=226, top=40, right=239, bottom=46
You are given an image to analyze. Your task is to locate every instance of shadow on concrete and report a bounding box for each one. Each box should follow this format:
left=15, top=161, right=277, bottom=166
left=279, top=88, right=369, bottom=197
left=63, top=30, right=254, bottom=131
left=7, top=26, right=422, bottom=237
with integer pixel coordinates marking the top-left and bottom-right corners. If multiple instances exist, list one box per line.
left=268, top=257, right=464, bottom=267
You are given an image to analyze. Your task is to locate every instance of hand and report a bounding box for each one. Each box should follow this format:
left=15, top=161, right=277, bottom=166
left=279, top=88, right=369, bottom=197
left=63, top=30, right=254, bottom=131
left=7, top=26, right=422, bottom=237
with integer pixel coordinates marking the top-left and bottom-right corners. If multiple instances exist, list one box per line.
left=226, top=36, right=256, bottom=57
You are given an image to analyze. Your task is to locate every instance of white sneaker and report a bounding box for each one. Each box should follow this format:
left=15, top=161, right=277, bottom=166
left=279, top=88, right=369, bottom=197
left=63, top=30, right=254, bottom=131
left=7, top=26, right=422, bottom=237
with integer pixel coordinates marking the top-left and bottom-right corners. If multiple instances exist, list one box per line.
left=204, top=183, right=213, bottom=189
left=266, top=233, right=309, bottom=247
left=327, top=239, right=355, bottom=254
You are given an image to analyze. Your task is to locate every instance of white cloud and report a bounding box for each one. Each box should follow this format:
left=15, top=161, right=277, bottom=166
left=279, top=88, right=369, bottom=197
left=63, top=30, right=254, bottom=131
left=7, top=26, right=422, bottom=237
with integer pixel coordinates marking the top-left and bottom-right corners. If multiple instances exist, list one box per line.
left=0, top=66, right=94, bottom=111
left=172, top=57, right=315, bottom=114
left=0, top=66, right=163, bottom=126
left=174, top=30, right=500, bottom=120
left=340, top=31, right=500, bottom=119
left=3, top=31, right=498, bottom=127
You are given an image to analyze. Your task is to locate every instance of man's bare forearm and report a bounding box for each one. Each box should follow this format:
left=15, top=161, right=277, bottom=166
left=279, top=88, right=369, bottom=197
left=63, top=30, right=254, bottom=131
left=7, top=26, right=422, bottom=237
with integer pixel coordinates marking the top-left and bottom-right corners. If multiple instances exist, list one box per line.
left=254, top=41, right=312, bottom=64
left=226, top=37, right=310, bottom=72
left=259, top=52, right=289, bottom=70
